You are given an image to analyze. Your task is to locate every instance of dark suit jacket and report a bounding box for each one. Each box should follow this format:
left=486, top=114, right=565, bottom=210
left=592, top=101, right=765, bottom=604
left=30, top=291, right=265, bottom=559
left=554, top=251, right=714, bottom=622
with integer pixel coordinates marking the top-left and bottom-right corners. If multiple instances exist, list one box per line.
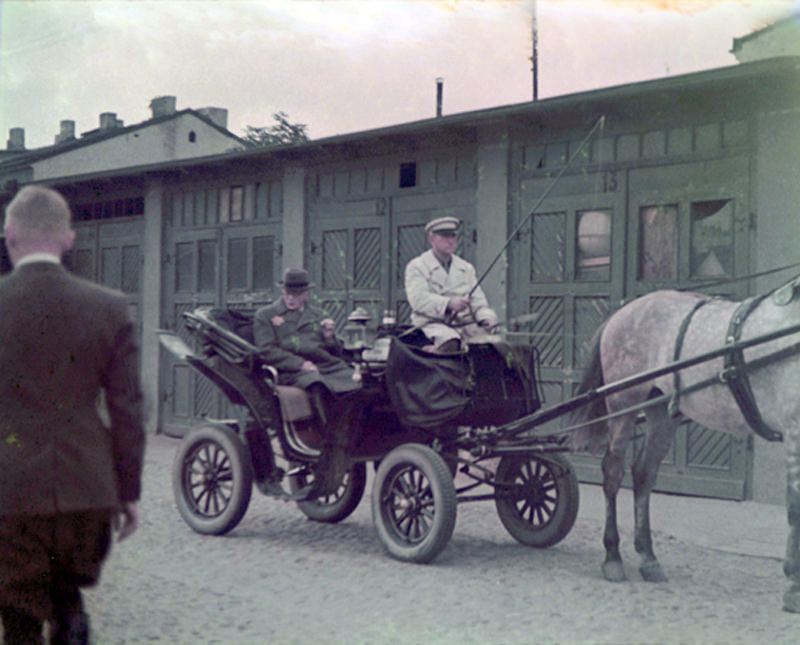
left=253, top=300, right=361, bottom=394
left=0, top=262, right=145, bottom=516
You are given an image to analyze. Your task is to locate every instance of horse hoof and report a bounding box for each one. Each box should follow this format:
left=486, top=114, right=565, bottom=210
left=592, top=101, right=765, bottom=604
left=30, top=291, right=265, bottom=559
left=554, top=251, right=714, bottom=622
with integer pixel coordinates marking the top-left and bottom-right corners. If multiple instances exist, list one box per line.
left=783, top=585, right=800, bottom=613
left=602, top=561, right=627, bottom=582
left=639, top=560, right=668, bottom=583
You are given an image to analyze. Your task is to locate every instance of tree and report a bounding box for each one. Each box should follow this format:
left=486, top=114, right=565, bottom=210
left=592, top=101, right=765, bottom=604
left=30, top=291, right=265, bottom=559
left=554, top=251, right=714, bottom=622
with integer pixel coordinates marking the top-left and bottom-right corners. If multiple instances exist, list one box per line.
left=242, top=111, right=309, bottom=147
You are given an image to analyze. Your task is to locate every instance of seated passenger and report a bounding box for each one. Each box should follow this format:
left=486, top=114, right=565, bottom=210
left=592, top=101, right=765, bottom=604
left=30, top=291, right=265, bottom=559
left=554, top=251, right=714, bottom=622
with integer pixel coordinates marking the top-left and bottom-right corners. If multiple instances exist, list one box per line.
left=405, top=216, right=499, bottom=353
left=253, top=268, right=361, bottom=494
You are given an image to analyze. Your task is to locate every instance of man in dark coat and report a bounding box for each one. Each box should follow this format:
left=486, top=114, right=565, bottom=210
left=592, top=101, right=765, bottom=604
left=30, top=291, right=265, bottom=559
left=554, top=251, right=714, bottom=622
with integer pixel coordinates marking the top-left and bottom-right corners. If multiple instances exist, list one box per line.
left=253, top=268, right=360, bottom=494
left=0, top=186, right=145, bottom=644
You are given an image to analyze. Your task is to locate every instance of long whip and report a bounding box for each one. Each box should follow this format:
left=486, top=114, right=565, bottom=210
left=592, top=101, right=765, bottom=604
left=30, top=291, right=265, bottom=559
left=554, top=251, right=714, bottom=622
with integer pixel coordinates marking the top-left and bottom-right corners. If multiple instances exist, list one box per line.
left=469, top=115, right=606, bottom=297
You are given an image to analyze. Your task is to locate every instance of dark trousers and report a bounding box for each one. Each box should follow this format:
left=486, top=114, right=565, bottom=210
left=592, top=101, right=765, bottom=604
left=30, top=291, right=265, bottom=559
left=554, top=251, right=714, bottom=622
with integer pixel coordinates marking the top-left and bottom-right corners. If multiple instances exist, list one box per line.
left=0, top=511, right=112, bottom=644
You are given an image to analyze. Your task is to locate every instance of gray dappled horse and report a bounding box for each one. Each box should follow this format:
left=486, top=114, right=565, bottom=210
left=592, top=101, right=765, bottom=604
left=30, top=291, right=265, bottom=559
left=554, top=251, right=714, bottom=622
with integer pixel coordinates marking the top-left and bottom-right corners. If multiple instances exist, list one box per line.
left=569, top=284, right=800, bottom=613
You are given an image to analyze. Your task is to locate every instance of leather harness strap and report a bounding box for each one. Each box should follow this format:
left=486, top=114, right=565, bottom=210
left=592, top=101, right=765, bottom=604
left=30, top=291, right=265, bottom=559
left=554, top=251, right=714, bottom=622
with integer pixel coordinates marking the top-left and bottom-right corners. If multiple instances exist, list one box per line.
left=669, top=297, right=709, bottom=417
left=668, top=293, right=784, bottom=442
left=722, top=295, right=784, bottom=442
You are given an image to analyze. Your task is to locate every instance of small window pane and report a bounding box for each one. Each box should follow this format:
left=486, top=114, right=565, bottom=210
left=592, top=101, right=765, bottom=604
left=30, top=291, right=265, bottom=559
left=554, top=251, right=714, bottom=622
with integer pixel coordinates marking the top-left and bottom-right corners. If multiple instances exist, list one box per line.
left=227, top=237, right=248, bottom=290
left=691, top=200, right=733, bottom=277
left=101, top=247, right=121, bottom=289
left=638, top=205, right=678, bottom=280
left=576, top=210, right=611, bottom=281
left=121, top=245, right=140, bottom=294
left=175, top=242, right=193, bottom=292
left=230, top=186, right=244, bottom=222
left=531, top=212, right=565, bottom=282
left=198, top=241, right=216, bottom=292
left=253, top=236, right=274, bottom=290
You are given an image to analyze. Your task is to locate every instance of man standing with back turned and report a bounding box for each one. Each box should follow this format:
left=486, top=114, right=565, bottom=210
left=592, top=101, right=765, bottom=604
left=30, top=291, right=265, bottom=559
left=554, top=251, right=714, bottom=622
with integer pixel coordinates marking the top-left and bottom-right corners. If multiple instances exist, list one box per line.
left=0, top=186, right=145, bottom=644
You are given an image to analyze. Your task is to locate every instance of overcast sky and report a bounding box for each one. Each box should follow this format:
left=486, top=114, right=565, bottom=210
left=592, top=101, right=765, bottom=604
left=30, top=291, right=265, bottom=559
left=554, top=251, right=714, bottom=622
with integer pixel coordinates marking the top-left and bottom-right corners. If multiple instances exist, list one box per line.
left=1, top=0, right=798, bottom=150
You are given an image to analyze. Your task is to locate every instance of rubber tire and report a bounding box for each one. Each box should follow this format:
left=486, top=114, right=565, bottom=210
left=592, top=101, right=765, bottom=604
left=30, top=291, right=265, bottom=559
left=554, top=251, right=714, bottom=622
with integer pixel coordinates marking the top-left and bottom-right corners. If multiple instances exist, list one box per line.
left=172, top=424, right=253, bottom=535
left=372, top=443, right=457, bottom=564
left=290, top=461, right=368, bottom=523
left=494, top=452, right=579, bottom=548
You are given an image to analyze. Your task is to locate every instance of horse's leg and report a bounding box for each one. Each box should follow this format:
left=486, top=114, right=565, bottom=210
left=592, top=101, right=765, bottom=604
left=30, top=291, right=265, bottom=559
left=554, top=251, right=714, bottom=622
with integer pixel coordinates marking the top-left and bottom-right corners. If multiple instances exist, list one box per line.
left=631, top=401, right=679, bottom=583
left=601, top=414, right=635, bottom=583
left=783, top=429, right=800, bottom=613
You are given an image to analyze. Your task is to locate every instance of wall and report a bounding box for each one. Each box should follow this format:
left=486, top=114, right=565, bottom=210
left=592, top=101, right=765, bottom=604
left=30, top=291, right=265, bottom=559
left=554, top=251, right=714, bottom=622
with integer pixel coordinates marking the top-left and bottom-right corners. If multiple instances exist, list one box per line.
left=752, top=107, right=800, bottom=504
left=33, top=114, right=241, bottom=181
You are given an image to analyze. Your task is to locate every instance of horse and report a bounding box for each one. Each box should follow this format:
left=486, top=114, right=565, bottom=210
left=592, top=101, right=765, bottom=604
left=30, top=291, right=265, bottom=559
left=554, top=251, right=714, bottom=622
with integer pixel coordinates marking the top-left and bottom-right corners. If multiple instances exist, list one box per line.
left=568, top=282, right=800, bottom=613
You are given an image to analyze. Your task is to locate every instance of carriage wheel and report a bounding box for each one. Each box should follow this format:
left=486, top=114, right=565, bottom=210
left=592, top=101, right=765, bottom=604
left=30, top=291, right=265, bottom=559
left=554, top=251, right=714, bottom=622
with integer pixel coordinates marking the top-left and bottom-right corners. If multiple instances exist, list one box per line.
left=372, top=443, right=457, bottom=564
left=289, top=461, right=367, bottom=523
left=172, top=424, right=253, bottom=535
left=494, top=452, right=579, bottom=548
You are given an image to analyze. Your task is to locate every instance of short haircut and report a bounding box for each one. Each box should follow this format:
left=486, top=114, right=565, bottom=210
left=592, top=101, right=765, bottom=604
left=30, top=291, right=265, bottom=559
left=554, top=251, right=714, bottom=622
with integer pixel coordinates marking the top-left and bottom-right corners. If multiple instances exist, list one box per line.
left=4, top=185, right=73, bottom=244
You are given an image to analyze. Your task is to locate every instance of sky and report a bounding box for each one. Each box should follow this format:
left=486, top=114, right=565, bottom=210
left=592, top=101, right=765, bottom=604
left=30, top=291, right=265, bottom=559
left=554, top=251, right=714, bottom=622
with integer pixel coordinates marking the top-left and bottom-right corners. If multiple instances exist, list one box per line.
left=1, top=0, right=798, bottom=150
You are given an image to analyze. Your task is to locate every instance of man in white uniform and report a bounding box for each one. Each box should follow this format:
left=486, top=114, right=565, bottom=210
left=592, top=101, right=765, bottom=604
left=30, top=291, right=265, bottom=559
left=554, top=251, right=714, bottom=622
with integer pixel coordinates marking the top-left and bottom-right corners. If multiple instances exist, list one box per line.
left=405, top=216, right=499, bottom=352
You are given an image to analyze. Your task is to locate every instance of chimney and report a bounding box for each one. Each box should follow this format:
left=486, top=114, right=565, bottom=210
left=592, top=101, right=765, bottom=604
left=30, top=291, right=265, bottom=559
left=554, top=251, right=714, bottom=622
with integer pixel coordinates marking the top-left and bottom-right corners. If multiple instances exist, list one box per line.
left=99, top=112, right=119, bottom=131
left=436, top=77, right=444, bottom=117
left=7, top=128, right=25, bottom=151
left=150, top=96, right=177, bottom=119
left=196, top=107, right=229, bottom=129
left=54, top=120, right=76, bottom=144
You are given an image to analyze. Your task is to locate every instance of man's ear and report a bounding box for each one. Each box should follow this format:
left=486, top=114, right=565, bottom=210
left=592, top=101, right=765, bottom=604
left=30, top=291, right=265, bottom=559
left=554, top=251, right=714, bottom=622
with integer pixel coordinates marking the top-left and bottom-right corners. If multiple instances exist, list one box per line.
left=63, top=229, right=76, bottom=252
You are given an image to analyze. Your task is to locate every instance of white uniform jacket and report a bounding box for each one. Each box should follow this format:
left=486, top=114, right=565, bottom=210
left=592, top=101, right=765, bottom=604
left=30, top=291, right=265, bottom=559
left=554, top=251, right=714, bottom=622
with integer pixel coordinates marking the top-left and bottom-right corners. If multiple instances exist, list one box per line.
left=405, top=249, right=496, bottom=333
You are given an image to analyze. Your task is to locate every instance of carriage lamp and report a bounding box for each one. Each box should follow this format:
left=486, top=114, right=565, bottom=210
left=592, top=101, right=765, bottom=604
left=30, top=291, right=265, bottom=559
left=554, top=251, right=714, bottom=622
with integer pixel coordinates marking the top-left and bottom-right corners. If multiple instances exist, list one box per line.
left=343, top=306, right=372, bottom=349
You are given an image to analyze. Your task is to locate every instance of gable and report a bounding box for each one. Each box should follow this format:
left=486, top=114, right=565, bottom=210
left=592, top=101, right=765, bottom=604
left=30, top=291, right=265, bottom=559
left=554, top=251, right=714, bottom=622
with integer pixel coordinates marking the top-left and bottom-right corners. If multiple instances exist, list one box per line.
left=31, top=113, right=244, bottom=181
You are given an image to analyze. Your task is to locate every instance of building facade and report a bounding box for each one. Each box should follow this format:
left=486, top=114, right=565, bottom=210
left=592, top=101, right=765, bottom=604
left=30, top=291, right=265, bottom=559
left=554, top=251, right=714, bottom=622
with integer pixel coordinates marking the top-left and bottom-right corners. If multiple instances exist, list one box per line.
left=4, top=57, right=800, bottom=504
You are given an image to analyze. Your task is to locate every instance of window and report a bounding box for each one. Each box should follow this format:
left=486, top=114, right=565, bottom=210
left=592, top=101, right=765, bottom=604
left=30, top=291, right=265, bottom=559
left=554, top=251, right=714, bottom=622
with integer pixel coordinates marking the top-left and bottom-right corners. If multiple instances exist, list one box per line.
left=188, top=131, right=196, bottom=143
left=638, top=205, right=678, bottom=280
left=229, top=186, right=244, bottom=222
left=691, top=200, right=733, bottom=277
left=399, top=162, right=417, bottom=188
left=531, top=212, right=565, bottom=282
left=576, top=210, right=611, bottom=281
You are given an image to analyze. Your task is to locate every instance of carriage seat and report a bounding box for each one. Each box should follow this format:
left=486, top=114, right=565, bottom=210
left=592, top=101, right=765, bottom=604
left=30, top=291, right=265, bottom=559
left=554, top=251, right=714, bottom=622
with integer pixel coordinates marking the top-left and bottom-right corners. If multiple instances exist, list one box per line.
left=202, top=308, right=314, bottom=423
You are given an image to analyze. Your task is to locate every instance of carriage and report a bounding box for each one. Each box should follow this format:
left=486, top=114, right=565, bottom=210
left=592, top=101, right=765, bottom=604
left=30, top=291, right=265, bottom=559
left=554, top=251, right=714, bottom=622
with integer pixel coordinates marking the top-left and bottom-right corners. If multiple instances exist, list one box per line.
left=157, top=307, right=580, bottom=564
left=159, top=270, right=800, bottom=610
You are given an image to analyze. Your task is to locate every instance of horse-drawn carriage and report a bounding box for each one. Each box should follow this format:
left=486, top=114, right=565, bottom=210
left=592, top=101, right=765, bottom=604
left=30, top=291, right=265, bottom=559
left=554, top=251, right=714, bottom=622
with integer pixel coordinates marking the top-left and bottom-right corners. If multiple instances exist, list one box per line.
left=157, top=308, right=580, bottom=564
left=160, top=270, right=800, bottom=610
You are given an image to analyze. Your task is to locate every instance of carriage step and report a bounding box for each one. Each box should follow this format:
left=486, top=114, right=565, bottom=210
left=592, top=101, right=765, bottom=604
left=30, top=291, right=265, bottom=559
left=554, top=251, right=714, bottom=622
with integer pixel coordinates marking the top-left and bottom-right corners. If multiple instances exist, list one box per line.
left=256, top=479, right=316, bottom=502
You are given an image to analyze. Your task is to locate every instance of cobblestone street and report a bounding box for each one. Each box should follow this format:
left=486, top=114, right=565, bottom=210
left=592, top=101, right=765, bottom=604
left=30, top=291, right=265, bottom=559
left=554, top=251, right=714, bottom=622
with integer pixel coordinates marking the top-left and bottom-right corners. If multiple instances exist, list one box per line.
left=79, top=435, right=798, bottom=644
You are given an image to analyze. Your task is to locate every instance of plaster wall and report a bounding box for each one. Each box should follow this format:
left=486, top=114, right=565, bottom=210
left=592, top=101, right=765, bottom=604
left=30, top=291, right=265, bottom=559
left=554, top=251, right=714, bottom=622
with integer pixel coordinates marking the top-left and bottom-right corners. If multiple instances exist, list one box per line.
left=474, top=135, right=510, bottom=321
left=33, top=115, right=241, bottom=181
left=140, top=178, right=164, bottom=434
left=752, top=107, right=800, bottom=504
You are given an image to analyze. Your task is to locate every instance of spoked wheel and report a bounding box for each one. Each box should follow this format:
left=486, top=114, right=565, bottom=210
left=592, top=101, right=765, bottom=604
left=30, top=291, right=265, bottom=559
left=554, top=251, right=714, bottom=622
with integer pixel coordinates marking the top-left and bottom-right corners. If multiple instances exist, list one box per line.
left=172, top=424, right=253, bottom=535
left=494, top=452, right=579, bottom=548
left=289, top=461, right=367, bottom=523
left=372, top=443, right=456, bottom=564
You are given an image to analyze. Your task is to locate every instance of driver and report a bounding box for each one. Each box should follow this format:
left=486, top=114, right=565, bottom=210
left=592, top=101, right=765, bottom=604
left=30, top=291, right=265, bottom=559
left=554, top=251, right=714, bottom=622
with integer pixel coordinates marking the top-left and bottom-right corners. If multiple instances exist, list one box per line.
left=405, top=216, right=499, bottom=353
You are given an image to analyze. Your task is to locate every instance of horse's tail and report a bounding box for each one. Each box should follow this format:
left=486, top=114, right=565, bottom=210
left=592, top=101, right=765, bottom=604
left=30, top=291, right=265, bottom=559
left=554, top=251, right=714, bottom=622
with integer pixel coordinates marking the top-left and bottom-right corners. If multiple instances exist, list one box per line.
left=568, top=324, right=609, bottom=456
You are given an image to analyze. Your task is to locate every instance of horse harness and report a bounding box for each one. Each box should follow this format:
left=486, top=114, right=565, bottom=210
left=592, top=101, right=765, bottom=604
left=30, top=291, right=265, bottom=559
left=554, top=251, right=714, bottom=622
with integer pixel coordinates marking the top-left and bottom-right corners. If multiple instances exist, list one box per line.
left=670, top=294, right=784, bottom=442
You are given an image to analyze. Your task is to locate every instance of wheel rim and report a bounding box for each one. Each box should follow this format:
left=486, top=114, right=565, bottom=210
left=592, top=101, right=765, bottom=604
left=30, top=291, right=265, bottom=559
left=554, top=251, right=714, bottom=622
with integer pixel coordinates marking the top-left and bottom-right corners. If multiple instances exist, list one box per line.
left=183, top=440, right=234, bottom=518
left=380, top=464, right=436, bottom=545
left=506, top=459, right=558, bottom=528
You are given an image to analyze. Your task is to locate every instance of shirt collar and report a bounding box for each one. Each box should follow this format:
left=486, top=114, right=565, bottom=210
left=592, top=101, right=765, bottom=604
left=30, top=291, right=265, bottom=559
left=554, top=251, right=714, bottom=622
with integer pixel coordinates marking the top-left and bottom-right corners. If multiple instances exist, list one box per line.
left=15, top=253, right=62, bottom=269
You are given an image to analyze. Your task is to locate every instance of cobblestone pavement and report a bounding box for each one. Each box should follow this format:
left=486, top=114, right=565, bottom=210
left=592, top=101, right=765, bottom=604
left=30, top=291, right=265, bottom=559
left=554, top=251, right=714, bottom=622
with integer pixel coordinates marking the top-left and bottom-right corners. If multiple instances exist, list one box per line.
left=75, top=435, right=798, bottom=644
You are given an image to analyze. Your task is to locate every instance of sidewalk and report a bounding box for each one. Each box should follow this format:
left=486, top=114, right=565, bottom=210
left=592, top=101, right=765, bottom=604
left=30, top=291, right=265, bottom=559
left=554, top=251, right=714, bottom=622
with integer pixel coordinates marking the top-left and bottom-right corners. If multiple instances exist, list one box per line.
left=577, top=481, right=787, bottom=560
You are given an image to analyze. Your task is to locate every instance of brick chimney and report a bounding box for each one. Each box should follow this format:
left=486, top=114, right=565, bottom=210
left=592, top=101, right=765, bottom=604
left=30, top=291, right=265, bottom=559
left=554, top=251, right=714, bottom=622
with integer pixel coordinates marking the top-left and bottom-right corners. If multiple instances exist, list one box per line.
left=7, top=128, right=25, bottom=151
left=54, top=120, right=76, bottom=144
left=150, top=96, right=177, bottom=119
left=99, top=112, right=123, bottom=131
left=196, top=107, right=229, bottom=129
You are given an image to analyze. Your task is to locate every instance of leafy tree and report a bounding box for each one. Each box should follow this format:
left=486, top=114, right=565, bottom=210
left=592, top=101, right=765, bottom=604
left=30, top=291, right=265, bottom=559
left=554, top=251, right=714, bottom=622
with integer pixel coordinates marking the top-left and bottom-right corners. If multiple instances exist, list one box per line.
left=242, top=111, right=309, bottom=147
